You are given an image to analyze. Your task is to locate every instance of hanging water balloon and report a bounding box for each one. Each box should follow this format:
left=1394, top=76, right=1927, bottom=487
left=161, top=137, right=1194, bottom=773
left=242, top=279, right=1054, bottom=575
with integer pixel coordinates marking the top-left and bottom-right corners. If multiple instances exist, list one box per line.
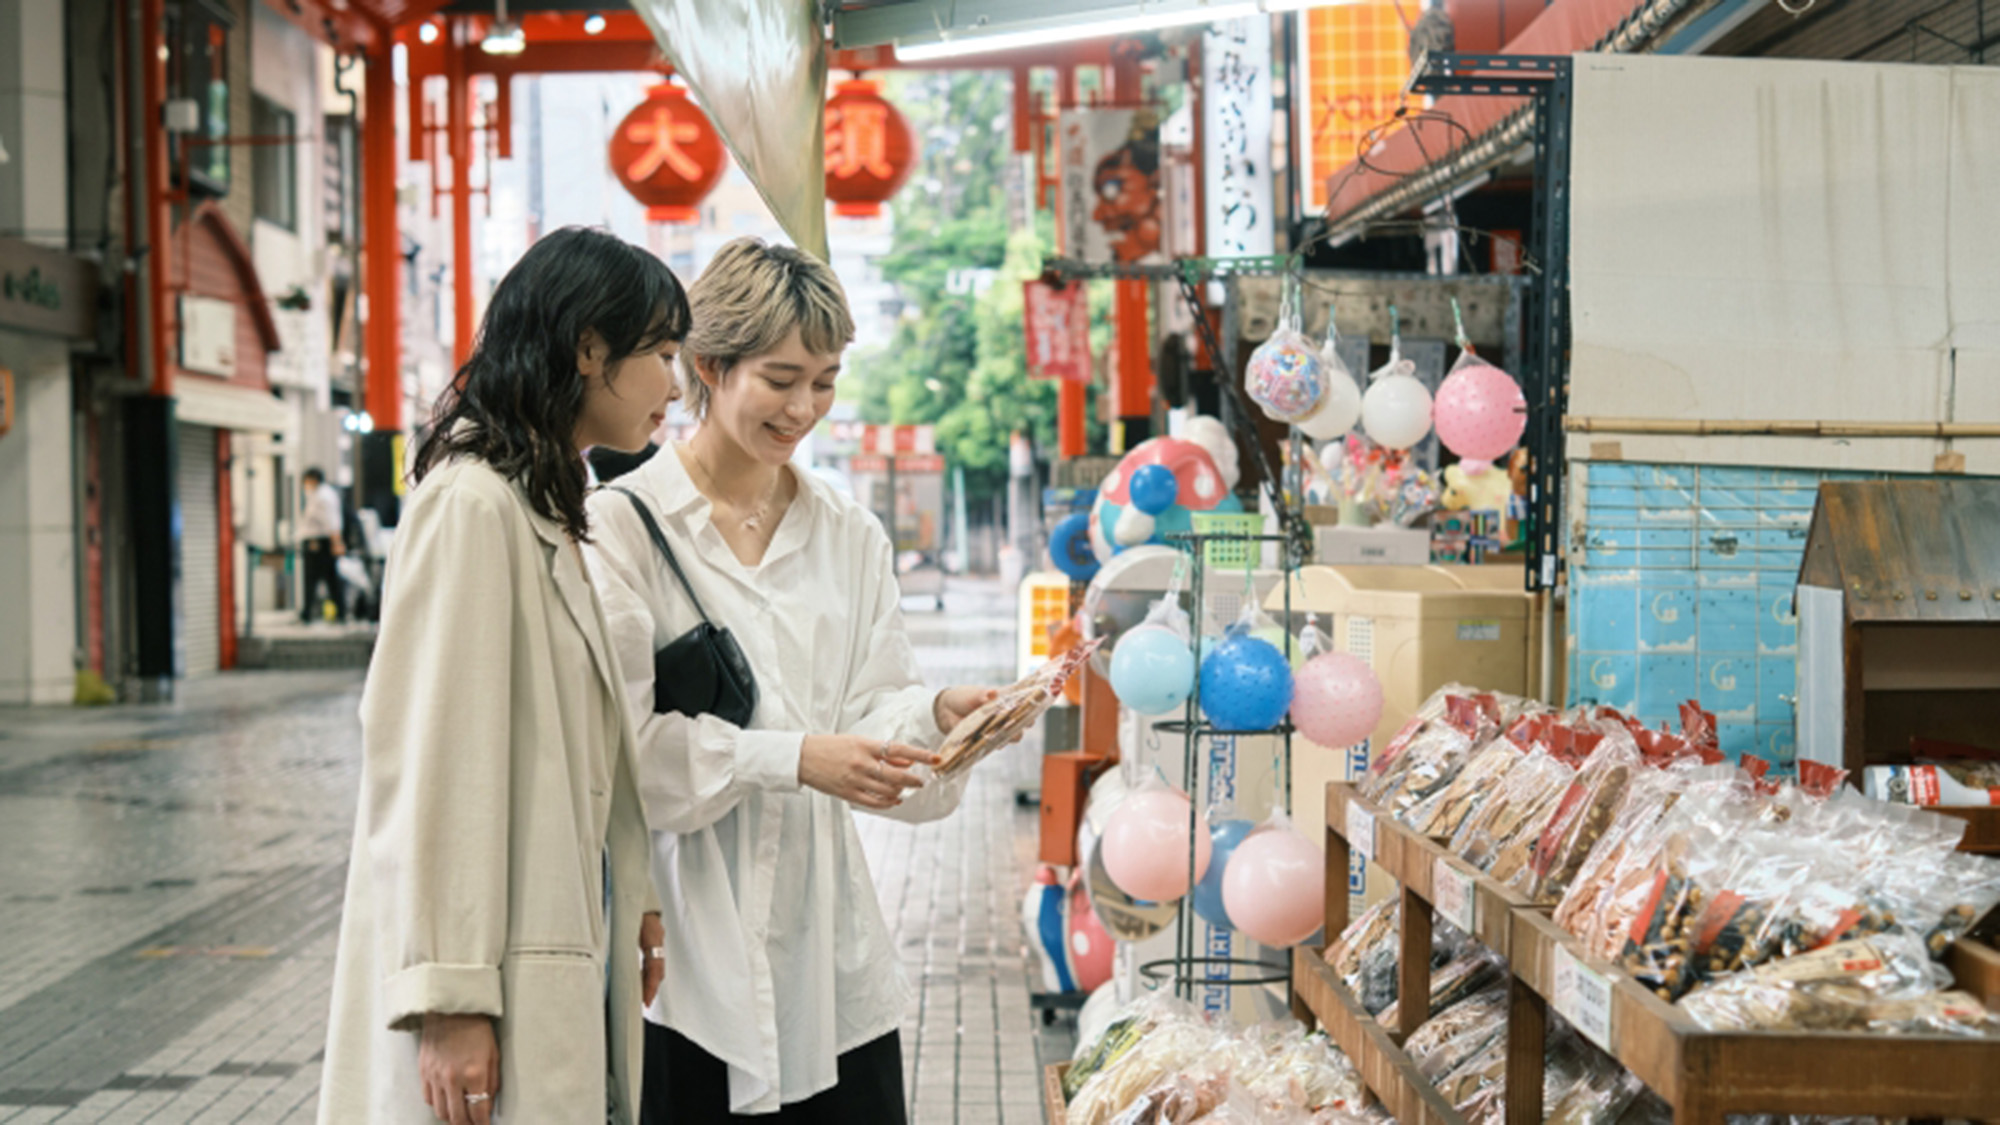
left=1198, top=623, right=1294, bottom=732
left=1290, top=650, right=1383, bottom=749
left=1245, top=274, right=1326, bottom=425
left=1433, top=351, right=1527, bottom=470
left=1360, top=306, right=1433, bottom=452
left=1190, top=815, right=1257, bottom=930
left=1221, top=812, right=1325, bottom=948
left=1099, top=784, right=1212, bottom=902
left=1296, top=301, right=1363, bottom=441
left=1108, top=594, right=1197, bottom=716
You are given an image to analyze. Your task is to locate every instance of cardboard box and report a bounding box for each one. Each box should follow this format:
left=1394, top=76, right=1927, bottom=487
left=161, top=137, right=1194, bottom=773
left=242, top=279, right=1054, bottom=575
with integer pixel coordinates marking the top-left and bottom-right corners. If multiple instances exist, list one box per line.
left=1315, top=526, right=1432, bottom=566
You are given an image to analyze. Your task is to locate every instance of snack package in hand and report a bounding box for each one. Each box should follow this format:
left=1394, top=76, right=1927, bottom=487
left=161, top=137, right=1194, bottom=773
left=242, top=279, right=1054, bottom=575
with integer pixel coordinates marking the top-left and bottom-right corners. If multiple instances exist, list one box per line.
left=934, top=637, right=1100, bottom=780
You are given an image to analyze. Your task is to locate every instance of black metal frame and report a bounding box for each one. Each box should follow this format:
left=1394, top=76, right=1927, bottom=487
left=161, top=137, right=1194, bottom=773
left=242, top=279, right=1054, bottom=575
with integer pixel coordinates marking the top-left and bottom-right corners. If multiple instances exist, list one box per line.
left=1410, top=53, right=1573, bottom=592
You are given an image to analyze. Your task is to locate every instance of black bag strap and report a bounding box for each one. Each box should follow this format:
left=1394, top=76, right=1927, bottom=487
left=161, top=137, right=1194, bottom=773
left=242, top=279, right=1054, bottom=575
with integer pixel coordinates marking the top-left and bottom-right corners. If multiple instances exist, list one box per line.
left=608, top=487, right=714, bottom=628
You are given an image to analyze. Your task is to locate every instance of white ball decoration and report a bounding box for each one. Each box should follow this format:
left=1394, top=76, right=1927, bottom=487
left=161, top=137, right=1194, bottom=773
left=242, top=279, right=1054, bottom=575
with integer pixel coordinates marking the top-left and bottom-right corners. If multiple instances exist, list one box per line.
left=1360, top=361, right=1433, bottom=451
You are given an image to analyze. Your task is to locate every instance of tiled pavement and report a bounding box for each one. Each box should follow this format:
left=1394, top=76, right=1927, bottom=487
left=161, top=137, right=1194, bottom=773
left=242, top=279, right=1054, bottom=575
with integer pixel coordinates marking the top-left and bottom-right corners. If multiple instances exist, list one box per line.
left=0, top=579, right=1059, bottom=1123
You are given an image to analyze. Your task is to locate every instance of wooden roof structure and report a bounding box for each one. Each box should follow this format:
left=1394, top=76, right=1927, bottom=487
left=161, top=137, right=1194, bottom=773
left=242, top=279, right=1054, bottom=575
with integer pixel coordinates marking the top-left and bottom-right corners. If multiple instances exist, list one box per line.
left=1799, top=479, right=2000, bottom=621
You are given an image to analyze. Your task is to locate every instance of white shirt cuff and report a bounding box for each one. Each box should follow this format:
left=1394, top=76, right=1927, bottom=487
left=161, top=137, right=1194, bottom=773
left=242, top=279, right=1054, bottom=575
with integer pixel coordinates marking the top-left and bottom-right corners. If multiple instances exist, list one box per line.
left=735, top=729, right=805, bottom=792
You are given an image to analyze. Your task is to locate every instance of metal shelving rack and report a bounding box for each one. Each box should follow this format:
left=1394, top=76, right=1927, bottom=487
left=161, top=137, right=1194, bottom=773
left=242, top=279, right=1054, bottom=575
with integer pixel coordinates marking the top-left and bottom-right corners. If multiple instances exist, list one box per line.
left=1136, top=528, right=1301, bottom=1001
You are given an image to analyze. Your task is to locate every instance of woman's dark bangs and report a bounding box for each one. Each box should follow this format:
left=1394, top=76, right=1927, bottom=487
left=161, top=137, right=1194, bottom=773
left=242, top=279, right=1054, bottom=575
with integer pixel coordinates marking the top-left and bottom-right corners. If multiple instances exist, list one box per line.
left=632, top=254, right=691, bottom=353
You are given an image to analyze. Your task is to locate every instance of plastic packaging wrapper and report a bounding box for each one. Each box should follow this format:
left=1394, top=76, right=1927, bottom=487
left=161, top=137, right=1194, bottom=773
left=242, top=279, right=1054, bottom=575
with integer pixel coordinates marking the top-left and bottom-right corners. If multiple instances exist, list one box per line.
left=1451, top=748, right=1576, bottom=876
left=1325, top=897, right=1399, bottom=988
left=1519, top=731, right=1644, bottom=903
left=1067, top=995, right=1187, bottom=1099
left=1067, top=1008, right=1219, bottom=1125
left=1677, top=932, right=1984, bottom=1034
left=934, top=638, right=1098, bottom=779
left=1407, top=735, right=1525, bottom=840
left=1404, top=985, right=1509, bottom=1082
left=1543, top=1049, right=1645, bottom=1125
left=1378, top=946, right=1506, bottom=1029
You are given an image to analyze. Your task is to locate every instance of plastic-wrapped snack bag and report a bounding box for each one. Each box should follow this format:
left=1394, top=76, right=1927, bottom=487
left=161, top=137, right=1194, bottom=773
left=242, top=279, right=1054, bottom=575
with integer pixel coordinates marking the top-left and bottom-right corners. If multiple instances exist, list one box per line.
left=1521, top=730, right=1644, bottom=903
left=1451, top=747, right=1576, bottom=872
left=1404, top=985, right=1509, bottom=1082
left=1066, top=1008, right=1217, bottom=1125
left=1408, top=734, right=1525, bottom=840
left=934, top=637, right=1099, bottom=780
left=1678, top=931, right=1958, bottom=1033
left=1378, top=945, right=1506, bottom=1028
left=1325, top=895, right=1399, bottom=986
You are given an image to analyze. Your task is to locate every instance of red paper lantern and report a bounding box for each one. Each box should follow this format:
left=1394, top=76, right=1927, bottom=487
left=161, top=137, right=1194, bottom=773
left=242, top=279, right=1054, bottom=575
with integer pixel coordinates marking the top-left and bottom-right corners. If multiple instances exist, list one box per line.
left=608, top=82, right=726, bottom=224
left=823, top=77, right=914, bottom=219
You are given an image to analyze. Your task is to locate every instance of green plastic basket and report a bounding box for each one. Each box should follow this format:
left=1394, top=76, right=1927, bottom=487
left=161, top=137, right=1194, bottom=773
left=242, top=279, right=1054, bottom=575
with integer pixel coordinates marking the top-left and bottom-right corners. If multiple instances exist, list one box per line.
left=1190, top=512, right=1265, bottom=569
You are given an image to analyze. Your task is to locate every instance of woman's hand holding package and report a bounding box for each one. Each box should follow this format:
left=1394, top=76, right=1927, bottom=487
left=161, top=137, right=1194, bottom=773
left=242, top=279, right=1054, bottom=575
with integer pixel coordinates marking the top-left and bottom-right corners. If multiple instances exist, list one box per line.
left=418, top=1012, right=499, bottom=1125
left=799, top=735, right=939, bottom=809
left=933, top=687, right=1002, bottom=736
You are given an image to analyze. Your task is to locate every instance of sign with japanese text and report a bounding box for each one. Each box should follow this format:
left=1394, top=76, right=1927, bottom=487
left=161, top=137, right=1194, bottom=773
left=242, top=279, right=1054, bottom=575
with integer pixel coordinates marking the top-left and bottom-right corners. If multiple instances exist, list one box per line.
left=1022, top=280, right=1092, bottom=383
left=1057, top=108, right=1163, bottom=264
left=858, top=423, right=934, bottom=456
left=1202, top=17, right=1275, bottom=259
left=1298, top=2, right=1412, bottom=216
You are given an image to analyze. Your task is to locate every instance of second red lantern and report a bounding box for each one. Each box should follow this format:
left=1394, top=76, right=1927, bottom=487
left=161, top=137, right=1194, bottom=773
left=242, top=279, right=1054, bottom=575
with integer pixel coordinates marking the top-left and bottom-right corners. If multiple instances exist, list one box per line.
left=608, top=81, right=726, bottom=224
left=824, top=76, right=913, bottom=219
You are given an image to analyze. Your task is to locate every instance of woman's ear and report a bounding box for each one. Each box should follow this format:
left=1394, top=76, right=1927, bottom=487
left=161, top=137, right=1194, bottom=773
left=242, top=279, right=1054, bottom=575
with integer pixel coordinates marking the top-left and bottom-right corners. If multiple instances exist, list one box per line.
left=689, top=353, right=726, bottom=390
left=577, top=328, right=609, bottom=381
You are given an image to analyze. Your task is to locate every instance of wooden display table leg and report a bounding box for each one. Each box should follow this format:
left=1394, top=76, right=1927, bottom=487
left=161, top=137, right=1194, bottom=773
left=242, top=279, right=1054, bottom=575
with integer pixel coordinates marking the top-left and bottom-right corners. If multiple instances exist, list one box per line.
left=1326, top=826, right=1351, bottom=941
left=1398, top=884, right=1433, bottom=1042
left=1505, top=975, right=1545, bottom=1125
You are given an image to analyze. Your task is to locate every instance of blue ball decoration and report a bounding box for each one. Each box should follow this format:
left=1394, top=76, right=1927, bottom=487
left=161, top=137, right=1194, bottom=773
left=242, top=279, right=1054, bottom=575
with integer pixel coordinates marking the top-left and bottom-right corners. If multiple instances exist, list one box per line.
left=1199, top=634, right=1295, bottom=732
left=1127, top=464, right=1179, bottom=516
left=1049, top=511, right=1101, bottom=581
left=1192, top=818, right=1257, bottom=929
left=1108, top=624, right=1197, bottom=716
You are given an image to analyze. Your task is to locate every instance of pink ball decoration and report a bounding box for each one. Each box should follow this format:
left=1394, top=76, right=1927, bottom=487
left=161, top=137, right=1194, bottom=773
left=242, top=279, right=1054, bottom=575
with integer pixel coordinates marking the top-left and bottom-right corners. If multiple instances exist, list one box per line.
left=1100, top=788, right=1213, bottom=902
left=1433, top=361, right=1527, bottom=469
left=1066, top=882, right=1116, bottom=991
left=1221, top=823, right=1325, bottom=947
left=1290, top=651, right=1384, bottom=749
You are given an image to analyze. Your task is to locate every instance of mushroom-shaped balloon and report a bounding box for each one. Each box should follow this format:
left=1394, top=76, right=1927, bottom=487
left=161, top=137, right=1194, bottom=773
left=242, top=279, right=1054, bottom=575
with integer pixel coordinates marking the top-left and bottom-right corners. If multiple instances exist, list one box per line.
left=1101, top=438, right=1228, bottom=513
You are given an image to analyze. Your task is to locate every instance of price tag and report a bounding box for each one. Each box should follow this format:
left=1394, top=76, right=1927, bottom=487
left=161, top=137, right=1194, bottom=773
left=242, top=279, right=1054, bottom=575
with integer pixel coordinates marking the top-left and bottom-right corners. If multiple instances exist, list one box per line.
left=1345, top=803, right=1376, bottom=863
left=1432, top=857, right=1477, bottom=934
left=1553, top=945, right=1615, bottom=1053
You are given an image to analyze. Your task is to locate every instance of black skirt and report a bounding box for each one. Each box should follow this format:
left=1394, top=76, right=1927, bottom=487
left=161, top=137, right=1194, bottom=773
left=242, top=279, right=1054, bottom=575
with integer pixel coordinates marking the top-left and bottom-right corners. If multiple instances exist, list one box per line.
left=639, top=1021, right=907, bottom=1124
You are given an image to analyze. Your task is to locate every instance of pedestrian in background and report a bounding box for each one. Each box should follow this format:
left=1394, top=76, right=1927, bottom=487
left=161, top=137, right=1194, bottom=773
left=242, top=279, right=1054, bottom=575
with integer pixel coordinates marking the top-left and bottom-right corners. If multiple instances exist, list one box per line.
left=318, top=227, right=687, bottom=1125
left=298, top=467, right=346, bottom=623
left=585, top=237, right=1000, bottom=1124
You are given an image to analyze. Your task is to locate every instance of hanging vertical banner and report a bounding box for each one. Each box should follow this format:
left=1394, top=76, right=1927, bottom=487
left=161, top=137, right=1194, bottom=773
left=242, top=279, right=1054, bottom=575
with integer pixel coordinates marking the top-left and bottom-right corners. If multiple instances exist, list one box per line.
left=1023, top=280, right=1093, bottom=383
left=1057, top=108, right=1164, bottom=264
left=1202, top=17, right=1275, bottom=260
left=1298, top=1, right=1412, bottom=216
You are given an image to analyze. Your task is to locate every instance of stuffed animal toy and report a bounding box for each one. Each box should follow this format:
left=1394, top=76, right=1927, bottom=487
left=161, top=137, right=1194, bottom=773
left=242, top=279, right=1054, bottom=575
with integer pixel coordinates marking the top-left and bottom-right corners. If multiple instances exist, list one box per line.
left=1441, top=461, right=1514, bottom=515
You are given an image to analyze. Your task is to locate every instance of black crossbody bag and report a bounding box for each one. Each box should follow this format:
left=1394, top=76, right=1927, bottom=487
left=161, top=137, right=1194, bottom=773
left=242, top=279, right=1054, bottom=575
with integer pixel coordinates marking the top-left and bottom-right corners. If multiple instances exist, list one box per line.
left=609, top=488, right=758, bottom=727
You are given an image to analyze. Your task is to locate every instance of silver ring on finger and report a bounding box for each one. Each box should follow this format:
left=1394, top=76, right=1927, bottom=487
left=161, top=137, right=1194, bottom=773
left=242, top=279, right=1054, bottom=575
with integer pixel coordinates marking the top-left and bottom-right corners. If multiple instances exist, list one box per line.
left=877, top=740, right=890, bottom=761
left=465, top=1093, right=491, bottom=1105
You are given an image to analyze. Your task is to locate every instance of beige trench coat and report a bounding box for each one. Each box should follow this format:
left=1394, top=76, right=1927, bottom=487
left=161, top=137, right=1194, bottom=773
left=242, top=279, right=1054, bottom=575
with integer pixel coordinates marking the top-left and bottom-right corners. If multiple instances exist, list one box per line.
left=318, top=459, right=659, bottom=1123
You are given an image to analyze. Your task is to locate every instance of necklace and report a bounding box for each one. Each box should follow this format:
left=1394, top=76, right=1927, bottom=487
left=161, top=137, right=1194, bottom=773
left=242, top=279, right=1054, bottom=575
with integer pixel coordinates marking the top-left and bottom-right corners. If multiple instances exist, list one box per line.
left=686, top=447, right=783, bottom=535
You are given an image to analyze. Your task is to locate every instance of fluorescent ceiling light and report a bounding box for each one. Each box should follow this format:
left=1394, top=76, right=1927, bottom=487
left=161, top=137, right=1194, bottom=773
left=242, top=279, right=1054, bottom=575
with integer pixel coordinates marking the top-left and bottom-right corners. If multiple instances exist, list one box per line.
left=481, top=0, right=525, bottom=55
left=895, top=2, right=1260, bottom=62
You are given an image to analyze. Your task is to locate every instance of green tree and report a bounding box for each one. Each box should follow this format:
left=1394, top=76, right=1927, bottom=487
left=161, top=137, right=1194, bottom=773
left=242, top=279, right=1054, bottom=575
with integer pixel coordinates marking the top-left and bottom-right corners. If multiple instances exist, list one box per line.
left=853, top=69, right=1104, bottom=504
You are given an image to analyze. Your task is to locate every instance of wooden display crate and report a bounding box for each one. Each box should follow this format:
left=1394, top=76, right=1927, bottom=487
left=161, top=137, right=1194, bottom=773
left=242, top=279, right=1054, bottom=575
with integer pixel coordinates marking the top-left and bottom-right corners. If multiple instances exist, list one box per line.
left=1294, top=948, right=1468, bottom=1125
left=1045, top=1062, right=1068, bottom=1124
left=1313, top=779, right=2000, bottom=1125
left=1507, top=907, right=2000, bottom=1124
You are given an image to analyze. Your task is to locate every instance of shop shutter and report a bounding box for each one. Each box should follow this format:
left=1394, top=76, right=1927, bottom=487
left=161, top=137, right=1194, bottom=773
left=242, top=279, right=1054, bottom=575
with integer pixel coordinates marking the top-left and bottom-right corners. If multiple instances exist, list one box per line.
left=178, top=422, right=221, bottom=676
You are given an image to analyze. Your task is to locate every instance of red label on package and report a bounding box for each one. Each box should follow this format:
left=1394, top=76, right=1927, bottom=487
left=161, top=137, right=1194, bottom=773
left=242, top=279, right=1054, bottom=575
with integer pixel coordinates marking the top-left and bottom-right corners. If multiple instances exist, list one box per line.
left=1694, top=890, right=1748, bottom=953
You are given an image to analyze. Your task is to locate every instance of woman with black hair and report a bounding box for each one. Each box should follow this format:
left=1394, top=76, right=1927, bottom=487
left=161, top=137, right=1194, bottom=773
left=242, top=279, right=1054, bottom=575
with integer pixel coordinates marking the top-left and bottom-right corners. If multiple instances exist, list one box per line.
left=318, top=227, right=686, bottom=1125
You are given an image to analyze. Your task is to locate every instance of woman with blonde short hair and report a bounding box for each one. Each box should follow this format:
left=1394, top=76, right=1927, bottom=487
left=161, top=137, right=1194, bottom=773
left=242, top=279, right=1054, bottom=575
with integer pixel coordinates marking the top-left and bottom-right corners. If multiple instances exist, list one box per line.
left=584, top=237, right=998, bottom=1123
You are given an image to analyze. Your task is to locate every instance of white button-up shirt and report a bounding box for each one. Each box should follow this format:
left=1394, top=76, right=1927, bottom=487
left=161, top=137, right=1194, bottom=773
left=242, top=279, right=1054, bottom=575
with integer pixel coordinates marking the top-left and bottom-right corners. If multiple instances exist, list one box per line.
left=299, top=483, right=343, bottom=541
left=583, top=447, right=963, bottom=1115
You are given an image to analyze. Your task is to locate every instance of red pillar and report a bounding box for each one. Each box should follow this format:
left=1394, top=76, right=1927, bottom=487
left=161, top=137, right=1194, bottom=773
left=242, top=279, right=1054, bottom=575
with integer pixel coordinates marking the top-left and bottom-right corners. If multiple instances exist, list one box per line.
left=216, top=431, right=236, bottom=670
left=447, top=21, right=475, bottom=371
left=1056, top=65, right=1088, bottom=459
left=1110, top=46, right=1151, bottom=447
left=141, top=0, right=173, bottom=397
left=363, top=43, right=403, bottom=431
